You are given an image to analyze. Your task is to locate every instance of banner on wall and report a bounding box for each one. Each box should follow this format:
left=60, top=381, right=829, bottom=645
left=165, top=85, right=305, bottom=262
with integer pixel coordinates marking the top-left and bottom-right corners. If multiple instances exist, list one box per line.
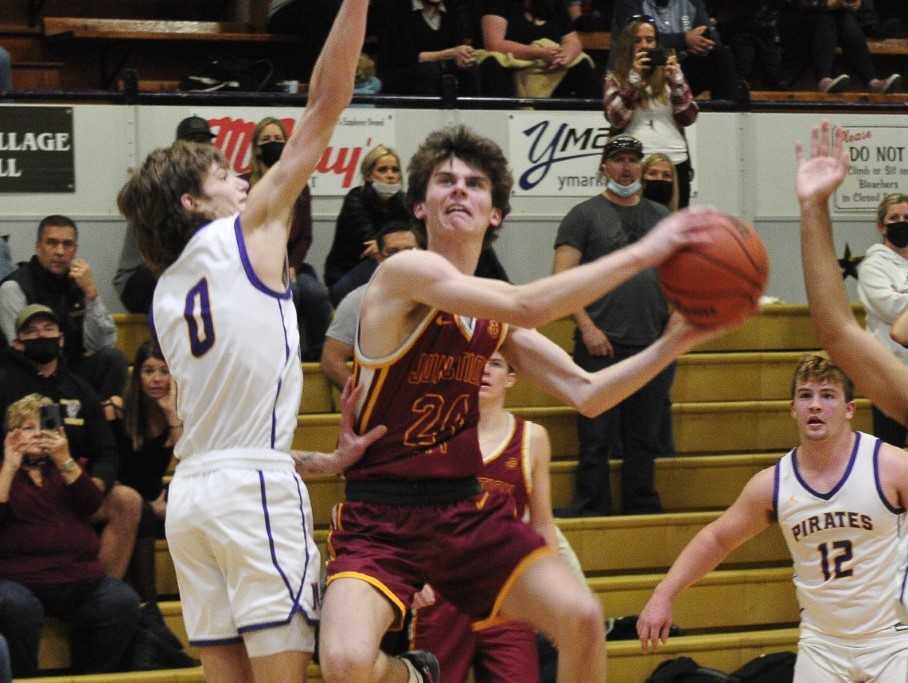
left=0, top=107, right=74, bottom=193
left=204, top=109, right=396, bottom=196
left=835, top=125, right=908, bottom=212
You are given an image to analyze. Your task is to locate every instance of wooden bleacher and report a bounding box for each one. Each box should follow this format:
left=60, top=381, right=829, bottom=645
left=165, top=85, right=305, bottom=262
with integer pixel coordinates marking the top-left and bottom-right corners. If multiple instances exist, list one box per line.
left=15, top=305, right=863, bottom=681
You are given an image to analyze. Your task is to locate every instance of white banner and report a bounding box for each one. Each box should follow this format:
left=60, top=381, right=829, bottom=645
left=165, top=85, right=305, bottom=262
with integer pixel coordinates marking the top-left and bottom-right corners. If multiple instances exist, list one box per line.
left=834, top=124, right=908, bottom=212
left=508, top=111, right=612, bottom=196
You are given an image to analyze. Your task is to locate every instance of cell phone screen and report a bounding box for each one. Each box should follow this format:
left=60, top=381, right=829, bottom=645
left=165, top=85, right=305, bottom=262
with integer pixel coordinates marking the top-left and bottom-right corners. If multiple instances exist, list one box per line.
left=646, top=48, right=668, bottom=67
left=40, top=404, right=63, bottom=430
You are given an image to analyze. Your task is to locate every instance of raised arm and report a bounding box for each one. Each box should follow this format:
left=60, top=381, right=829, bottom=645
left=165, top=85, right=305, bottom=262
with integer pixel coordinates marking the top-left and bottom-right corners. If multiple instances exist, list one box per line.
left=373, top=207, right=723, bottom=331
left=636, top=468, right=776, bottom=652
left=500, top=314, right=734, bottom=417
left=798, top=122, right=908, bottom=424
left=240, top=0, right=368, bottom=277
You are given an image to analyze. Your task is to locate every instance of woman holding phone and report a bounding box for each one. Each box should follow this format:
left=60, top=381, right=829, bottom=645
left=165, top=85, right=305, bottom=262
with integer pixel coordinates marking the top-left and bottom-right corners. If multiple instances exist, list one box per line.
left=604, top=16, right=698, bottom=207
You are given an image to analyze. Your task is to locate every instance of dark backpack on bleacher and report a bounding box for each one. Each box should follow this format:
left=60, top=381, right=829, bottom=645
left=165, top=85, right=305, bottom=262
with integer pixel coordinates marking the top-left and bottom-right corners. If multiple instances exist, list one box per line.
left=731, top=651, right=796, bottom=683
left=645, top=657, right=741, bottom=683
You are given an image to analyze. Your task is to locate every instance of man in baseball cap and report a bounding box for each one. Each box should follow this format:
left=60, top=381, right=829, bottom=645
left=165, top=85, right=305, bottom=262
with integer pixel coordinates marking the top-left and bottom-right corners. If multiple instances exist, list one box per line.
left=601, top=134, right=644, bottom=163
left=15, top=303, right=59, bottom=334
left=175, top=115, right=215, bottom=143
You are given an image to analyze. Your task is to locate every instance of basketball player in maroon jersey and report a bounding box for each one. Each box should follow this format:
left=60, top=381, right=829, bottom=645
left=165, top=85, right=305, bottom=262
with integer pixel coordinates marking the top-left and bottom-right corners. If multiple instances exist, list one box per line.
left=318, top=126, right=744, bottom=683
left=409, top=350, right=558, bottom=682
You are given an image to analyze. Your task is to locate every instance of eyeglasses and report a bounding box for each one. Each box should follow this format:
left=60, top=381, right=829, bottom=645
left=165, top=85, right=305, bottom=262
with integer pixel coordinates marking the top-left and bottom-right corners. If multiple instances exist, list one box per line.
left=627, top=14, right=657, bottom=27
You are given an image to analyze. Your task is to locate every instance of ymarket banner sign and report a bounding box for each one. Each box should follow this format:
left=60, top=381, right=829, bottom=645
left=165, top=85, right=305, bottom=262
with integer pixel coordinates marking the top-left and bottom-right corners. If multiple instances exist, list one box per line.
left=204, top=108, right=396, bottom=196
left=508, top=112, right=612, bottom=196
left=0, top=107, right=74, bottom=193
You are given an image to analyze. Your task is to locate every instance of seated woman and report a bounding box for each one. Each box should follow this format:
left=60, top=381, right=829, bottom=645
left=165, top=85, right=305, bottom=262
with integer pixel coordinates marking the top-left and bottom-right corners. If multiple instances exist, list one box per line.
left=480, top=0, right=598, bottom=98
left=641, top=152, right=680, bottom=212
left=245, top=116, right=333, bottom=361
left=780, top=0, right=901, bottom=93
left=323, top=144, right=410, bottom=287
left=377, top=0, right=478, bottom=96
left=0, top=393, right=140, bottom=678
left=604, top=17, right=697, bottom=207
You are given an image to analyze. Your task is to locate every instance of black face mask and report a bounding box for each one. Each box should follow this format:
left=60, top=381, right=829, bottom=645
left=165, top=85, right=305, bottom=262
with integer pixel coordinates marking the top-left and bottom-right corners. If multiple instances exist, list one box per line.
left=259, top=141, right=285, bottom=168
left=22, top=336, right=60, bottom=364
left=885, top=222, right=908, bottom=249
left=643, top=179, right=674, bottom=206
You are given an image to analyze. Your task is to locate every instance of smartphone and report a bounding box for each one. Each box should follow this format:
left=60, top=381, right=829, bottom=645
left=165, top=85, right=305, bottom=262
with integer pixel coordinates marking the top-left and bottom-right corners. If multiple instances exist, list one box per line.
left=645, top=48, right=668, bottom=67
left=40, top=404, right=63, bottom=430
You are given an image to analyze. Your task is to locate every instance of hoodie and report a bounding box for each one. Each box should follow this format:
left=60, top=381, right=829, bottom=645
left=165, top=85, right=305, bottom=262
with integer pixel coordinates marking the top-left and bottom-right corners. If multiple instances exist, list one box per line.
left=857, top=242, right=908, bottom=363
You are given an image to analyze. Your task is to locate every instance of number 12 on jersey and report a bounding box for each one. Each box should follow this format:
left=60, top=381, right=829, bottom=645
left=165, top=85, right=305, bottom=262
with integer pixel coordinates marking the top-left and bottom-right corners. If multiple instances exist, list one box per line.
left=819, top=540, right=853, bottom=581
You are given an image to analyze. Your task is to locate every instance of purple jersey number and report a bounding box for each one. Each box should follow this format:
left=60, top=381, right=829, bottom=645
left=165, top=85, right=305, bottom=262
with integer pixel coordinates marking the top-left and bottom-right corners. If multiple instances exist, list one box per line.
left=184, top=278, right=215, bottom=357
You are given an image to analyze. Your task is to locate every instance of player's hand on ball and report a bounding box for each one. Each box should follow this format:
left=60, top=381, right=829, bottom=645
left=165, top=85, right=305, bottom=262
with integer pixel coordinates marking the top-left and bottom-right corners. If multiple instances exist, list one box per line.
left=640, top=207, right=724, bottom=266
left=637, top=592, right=674, bottom=653
left=334, top=379, right=388, bottom=471
left=795, top=121, right=849, bottom=203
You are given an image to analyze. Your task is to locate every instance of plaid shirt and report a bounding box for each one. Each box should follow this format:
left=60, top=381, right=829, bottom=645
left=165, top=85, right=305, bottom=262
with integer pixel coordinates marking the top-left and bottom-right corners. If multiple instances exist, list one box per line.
left=603, top=69, right=698, bottom=131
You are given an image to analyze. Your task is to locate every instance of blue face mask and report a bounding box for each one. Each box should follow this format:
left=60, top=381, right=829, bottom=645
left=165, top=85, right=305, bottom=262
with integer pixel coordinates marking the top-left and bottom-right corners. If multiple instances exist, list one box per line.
left=607, top=178, right=642, bottom=198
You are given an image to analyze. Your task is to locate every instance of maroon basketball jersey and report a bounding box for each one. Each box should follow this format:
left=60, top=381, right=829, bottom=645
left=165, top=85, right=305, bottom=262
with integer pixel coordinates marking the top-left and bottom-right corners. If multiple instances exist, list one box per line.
left=348, top=309, right=508, bottom=480
left=478, top=416, right=532, bottom=519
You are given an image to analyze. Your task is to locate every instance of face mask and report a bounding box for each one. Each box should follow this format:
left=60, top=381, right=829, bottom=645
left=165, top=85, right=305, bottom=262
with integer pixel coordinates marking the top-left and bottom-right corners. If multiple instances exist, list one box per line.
left=259, top=141, right=285, bottom=168
left=643, top=179, right=674, bottom=205
left=886, top=221, right=908, bottom=249
left=22, top=336, right=60, bottom=364
left=607, top=178, right=642, bottom=198
left=371, top=180, right=402, bottom=199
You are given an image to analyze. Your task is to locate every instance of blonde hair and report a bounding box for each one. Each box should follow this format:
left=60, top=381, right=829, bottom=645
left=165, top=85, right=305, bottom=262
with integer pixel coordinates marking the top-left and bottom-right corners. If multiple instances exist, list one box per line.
left=877, top=193, right=908, bottom=226
left=790, top=354, right=853, bottom=401
left=608, top=20, right=669, bottom=106
left=641, top=153, right=679, bottom=211
left=356, top=54, right=376, bottom=83
left=360, top=144, right=400, bottom=183
left=6, top=393, right=52, bottom=431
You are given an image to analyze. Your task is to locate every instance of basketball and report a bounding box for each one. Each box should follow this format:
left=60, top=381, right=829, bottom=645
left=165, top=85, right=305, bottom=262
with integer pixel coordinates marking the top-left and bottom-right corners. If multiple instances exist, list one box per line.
left=657, top=213, right=769, bottom=328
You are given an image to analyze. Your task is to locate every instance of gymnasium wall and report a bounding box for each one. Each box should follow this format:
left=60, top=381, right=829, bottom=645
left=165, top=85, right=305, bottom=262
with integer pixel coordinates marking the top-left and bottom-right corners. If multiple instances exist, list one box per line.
left=1, top=103, right=905, bottom=312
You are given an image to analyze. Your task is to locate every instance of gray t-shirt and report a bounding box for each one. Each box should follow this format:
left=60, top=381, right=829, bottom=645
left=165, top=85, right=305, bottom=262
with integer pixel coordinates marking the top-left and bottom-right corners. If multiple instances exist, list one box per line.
left=325, top=283, right=367, bottom=347
left=555, top=195, right=669, bottom=346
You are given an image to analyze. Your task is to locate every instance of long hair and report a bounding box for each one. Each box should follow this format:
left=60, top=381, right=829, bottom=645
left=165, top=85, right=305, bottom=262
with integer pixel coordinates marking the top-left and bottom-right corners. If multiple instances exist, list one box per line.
left=608, top=19, right=669, bottom=106
left=249, top=116, right=290, bottom=187
left=117, top=141, right=227, bottom=274
left=407, top=126, right=512, bottom=248
left=123, top=340, right=168, bottom=451
left=641, top=153, right=679, bottom=212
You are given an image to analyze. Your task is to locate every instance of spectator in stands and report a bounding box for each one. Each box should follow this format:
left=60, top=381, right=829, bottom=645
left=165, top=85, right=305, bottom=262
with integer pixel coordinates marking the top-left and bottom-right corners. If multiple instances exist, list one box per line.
left=480, top=0, right=599, bottom=98
left=641, top=152, right=679, bottom=211
left=0, top=393, right=141, bottom=678
left=246, top=116, right=333, bottom=361
left=113, top=115, right=215, bottom=315
left=329, top=220, right=419, bottom=307
left=613, top=0, right=744, bottom=102
left=377, top=0, right=479, bottom=96
left=321, top=225, right=420, bottom=391
left=0, top=48, right=11, bottom=92
left=856, top=193, right=908, bottom=447
left=553, top=135, right=674, bottom=516
left=716, top=1, right=784, bottom=90
left=267, top=0, right=341, bottom=82
left=0, top=216, right=128, bottom=414
left=112, top=340, right=179, bottom=603
left=323, top=144, right=410, bottom=287
left=0, top=305, right=143, bottom=582
left=779, top=0, right=902, bottom=93
left=604, top=16, right=697, bottom=207
left=353, top=53, right=382, bottom=95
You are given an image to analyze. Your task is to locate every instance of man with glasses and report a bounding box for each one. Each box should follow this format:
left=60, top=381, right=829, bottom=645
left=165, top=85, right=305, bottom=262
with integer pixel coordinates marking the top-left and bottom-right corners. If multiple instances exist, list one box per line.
left=0, top=215, right=127, bottom=413
left=612, top=2, right=743, bottom=102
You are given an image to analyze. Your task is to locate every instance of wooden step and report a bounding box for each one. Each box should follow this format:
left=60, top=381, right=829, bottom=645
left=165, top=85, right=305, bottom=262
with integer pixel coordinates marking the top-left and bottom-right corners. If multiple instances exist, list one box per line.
left=9, top=61, right=63, bottom=89
left=609, top=628, right=799, bottom=682
left=289, top=400, right=873, bottom=456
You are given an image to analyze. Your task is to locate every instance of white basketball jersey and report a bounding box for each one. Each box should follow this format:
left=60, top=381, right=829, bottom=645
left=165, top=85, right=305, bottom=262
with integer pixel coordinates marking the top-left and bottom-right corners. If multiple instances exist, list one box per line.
left=775, top=432, right=908, bottom=638
left=152, top=215, right=302, bottom=462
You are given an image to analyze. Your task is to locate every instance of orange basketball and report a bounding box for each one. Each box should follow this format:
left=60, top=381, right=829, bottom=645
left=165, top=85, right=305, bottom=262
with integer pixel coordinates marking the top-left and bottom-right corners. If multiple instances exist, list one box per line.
left=657, top=213, right=768, bottom=328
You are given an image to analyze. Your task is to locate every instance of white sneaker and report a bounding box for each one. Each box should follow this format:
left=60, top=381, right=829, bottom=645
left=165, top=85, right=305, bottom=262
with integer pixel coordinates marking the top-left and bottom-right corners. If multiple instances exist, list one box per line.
left=870, top=74, right=902, bottom=93
left=819, top=74, right=851, bottom=93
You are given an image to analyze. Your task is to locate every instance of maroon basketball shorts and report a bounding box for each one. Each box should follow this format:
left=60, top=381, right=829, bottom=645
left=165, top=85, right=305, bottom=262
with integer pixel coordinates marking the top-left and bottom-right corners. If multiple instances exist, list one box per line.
left=411, top=596, right=540, bottom=683
left=326, top=489, right=551, bottom=629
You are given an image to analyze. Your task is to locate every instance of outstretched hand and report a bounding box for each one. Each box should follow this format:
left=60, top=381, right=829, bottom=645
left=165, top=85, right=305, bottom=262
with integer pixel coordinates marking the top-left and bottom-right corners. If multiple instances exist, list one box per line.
left=334, top=378, right=387, bottom=472
left=639, top=207, right=725, bottom=267
left=795, top=121, right=849, bottom=203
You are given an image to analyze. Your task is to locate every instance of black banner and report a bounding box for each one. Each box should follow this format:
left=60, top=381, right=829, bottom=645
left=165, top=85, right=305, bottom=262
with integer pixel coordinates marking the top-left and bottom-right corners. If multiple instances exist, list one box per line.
left=0, top=107, right=75, bottom=193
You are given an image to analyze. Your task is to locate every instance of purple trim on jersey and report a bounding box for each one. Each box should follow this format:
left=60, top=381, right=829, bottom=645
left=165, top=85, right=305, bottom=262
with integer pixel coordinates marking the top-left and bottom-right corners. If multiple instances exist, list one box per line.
left=234, top=216, right=292, bottom=300
left=792, top=432, right=861, bottom=500
left=270, top=379, right=280, bottom=450
left=255, top=471, right=318, bottom=624
left=189, top=635, right=243, bottom=647
left=237, top=609, right=318, bottom=633
left=873, top=436, right=905, bottom=514
left=772, top=461, right=781, bottom=520
left=901, top=546, right=908, bottom=604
